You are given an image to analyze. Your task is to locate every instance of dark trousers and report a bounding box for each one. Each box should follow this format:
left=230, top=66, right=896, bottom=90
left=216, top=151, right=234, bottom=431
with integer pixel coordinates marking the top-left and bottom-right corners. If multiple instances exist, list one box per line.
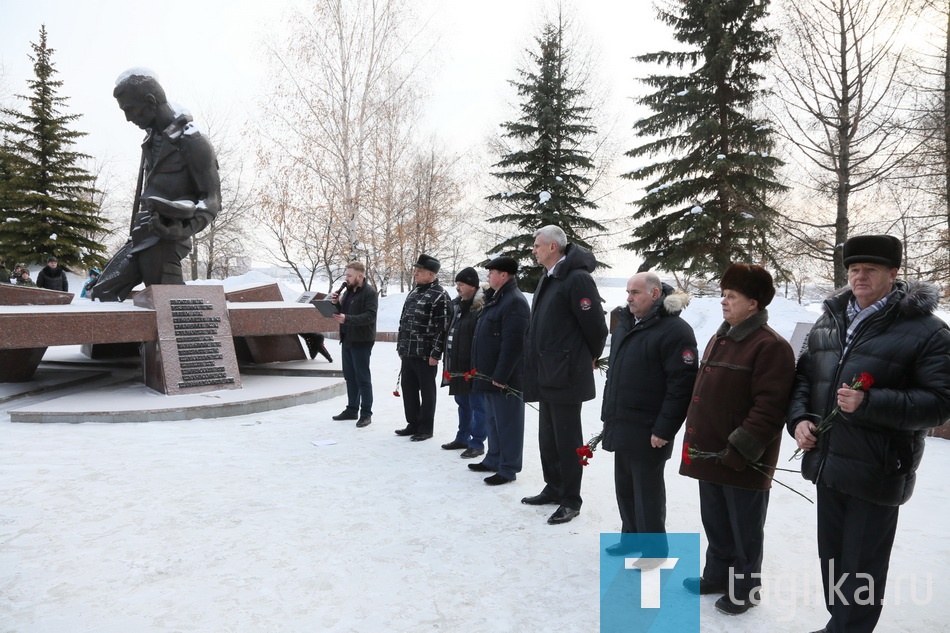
left=817, top=485, right=899, bottom=633
left=137, top=241, right=191, bottom=286
left=400, top=357, right=438, bottom=435
left=538, top=401, right=584, bottom=510
left=482, top=392, right=525, bottom=480
left=614, top=451, right=668, bottom=555
left=454, top=393, right=487, bottom=450
left=699, top=481, right=769, bottom=598
left=342, top=342, right=373, bottom=417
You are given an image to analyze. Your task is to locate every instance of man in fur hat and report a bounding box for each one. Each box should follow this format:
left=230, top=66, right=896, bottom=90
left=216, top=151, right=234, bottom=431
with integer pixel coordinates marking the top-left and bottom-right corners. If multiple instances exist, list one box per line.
left=788, top=235, right=950, bottom=633
left=600, top=272, right=697, bottom=565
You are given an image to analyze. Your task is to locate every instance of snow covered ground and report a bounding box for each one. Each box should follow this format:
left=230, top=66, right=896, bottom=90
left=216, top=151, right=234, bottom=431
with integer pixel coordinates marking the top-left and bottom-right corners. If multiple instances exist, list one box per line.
left=1, top=280, right=948, bottom=632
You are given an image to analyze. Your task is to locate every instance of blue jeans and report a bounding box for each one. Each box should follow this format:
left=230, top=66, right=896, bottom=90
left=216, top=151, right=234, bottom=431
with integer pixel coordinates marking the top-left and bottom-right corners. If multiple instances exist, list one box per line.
left=482, top=391, right=525, bottom=480
left=342, top=342, right=373, bottom=417
left=454, top=393, right=487, bottom=450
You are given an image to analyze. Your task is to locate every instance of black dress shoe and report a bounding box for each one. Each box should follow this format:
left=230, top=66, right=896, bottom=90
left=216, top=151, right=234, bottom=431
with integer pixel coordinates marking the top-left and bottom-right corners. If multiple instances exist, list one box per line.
left=714, top=593, right=756, bottom=615
left=683, top=576, right=728, bottom=595
left=332, top=410, right=359, bottom=421
left=605, top=542, right=641, bottom=557
left=355, top=416, right=372, bottom=428
left=394, top=427, right=415, bottom=436
left=459, top=448, right=484, bottom=459
left=441, top=440, right=468, bottom=450
left=410, top=433, right=433, bottom=441
left=468, top=462, right=494, bottom=472
left=484, top=473, right=512, bottom=485
left=521, top=493, right=560, bottom=506
left=547, top=505, right=580, bottom=525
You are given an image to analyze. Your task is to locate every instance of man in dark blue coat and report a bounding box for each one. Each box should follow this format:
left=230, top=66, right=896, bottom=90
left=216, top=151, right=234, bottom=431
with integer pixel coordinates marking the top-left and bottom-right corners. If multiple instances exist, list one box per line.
left=468, top=256, right=530, bottom=485
left=601, top=272, right=697, bottom=561
left=522, top=225, right=608, bottom=524
left=789, top=235, right=950, bottom=633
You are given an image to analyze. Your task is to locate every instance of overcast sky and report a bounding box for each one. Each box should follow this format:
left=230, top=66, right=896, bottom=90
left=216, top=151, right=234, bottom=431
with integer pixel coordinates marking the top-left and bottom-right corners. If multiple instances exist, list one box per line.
left=0, top=0, right=670, bottom=161
left=0, top=0, right=677, bottom=272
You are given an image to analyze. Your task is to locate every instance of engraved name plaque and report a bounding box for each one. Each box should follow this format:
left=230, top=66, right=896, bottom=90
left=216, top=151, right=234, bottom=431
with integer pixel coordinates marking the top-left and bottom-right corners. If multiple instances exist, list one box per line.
left=134, top=285, right=242, bottom=395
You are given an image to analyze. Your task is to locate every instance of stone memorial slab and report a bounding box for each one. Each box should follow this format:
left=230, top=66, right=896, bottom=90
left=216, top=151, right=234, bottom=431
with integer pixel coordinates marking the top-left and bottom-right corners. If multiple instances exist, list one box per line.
left=790, top=321, right=814, bottom=361
left=0, top=285, right=75, bottom=382
left=225, top=283, right=307, bottom=363
left=134, top=285, right=242, bottom=395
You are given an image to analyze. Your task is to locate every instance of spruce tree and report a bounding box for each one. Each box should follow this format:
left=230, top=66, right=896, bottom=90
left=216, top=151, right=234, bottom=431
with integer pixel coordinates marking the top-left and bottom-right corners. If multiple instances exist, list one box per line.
left=0, top=25, right=108, bottom=270
left=486, top=15, right=606, bottom=292
left=624, top=0, right=786, bottom=278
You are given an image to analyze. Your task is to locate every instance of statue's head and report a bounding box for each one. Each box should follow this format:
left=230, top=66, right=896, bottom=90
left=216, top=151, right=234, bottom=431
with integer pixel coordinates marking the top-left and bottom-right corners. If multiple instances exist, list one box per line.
left=114, top=71, right=167, bottom=130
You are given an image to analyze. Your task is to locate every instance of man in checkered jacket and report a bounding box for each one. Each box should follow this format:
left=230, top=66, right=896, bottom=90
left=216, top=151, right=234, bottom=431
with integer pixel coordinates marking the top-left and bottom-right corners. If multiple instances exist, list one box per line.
left=395, top=254, right=452, bottom=442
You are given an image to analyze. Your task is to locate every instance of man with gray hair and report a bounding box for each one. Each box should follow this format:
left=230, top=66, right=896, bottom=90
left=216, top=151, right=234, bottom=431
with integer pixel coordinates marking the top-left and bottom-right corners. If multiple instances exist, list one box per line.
left=522, top=225, right=608, bottom=524
left=92, top=70, right=221, bottom=302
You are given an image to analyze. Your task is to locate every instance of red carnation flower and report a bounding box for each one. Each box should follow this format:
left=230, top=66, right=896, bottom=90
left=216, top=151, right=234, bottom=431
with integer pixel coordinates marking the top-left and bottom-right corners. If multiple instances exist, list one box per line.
left=682, top=442, right=692, bottom=465
left=856, top=372, right=874, bottom=390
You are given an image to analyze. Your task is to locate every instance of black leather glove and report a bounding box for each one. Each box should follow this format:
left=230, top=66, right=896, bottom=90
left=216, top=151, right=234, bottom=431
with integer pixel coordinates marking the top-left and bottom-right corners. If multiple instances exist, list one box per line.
left=720, top=445, right=747, bottom=472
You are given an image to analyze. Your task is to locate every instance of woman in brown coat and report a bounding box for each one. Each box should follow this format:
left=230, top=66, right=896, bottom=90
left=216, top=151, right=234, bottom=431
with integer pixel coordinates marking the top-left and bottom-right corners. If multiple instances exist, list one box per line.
left=678, top=264, right=796, bottom=616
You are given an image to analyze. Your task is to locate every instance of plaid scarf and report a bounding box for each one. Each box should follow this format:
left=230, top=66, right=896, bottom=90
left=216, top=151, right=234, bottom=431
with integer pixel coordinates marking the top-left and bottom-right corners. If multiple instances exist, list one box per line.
left=843, top=291, right=894, bottom=355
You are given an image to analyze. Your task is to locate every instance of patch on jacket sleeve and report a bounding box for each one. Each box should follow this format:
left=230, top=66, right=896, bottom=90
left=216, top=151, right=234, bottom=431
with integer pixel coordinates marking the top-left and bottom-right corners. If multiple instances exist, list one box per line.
left=579, top=298, right=592, bottom=311
left=682, top=350, right=695, bottom=365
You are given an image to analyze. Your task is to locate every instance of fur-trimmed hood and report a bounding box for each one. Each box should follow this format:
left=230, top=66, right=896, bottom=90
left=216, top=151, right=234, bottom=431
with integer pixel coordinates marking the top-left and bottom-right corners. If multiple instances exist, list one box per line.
left=825, top=279, right=940, bottom=318
left=470, top=285, right=486, bottom=313
left=658, top=283, right=690, bottom=317
left=613, top=282, right=690, bottom=320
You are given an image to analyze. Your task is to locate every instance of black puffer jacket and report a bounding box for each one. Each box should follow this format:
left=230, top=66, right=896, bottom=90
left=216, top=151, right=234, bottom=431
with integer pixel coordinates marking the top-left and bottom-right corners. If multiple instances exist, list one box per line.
left=443, top=287, right=485, bottom=395
left=787, top=280, right=950, bottom=506
left=601, top=285, right=698, bottom=460
left=36, top=265, right=68, bottom=292
left=523, top=244, right=608, bottom=404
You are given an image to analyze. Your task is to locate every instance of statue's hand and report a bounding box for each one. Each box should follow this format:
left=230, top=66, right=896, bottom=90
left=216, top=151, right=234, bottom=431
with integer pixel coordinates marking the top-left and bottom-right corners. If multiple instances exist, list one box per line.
left=150, top=214, right=193, bottom=241
left=146, top=196, right=197, bottom=220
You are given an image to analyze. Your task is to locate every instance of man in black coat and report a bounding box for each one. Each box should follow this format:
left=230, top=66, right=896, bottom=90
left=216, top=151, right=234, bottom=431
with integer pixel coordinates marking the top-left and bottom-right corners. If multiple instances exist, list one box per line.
left=789, top=235, right=950, bottom=633
left=35, top=256, right=68, bottom=292
left=440, top=267, right=488, bottom=458
left=330, top=261, right=378, bottom=428
left=601, top=272, right=697, bottom=561
left=522, top=225, right=608, bottom=524
left=469, top=256, right=530, bottom=485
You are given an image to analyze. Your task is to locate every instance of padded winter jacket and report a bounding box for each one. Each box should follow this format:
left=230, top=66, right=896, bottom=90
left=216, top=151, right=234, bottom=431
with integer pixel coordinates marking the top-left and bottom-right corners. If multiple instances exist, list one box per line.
left=397, top=281, right=451, bottom=361
left=443, top=287, right=485, bottom=395
left=786, top=280, right=950, bottom=506
left=36, top=265, right=68, bottom=292
left=523, top=243, right=608, bottom=404
left=600, top=285, right=698, bottom=460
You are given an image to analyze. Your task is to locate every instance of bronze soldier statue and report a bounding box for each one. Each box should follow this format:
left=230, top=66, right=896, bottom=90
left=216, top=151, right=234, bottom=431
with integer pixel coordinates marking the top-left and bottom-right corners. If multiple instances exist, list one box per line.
left=91, top=70, right=221, bottom=302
